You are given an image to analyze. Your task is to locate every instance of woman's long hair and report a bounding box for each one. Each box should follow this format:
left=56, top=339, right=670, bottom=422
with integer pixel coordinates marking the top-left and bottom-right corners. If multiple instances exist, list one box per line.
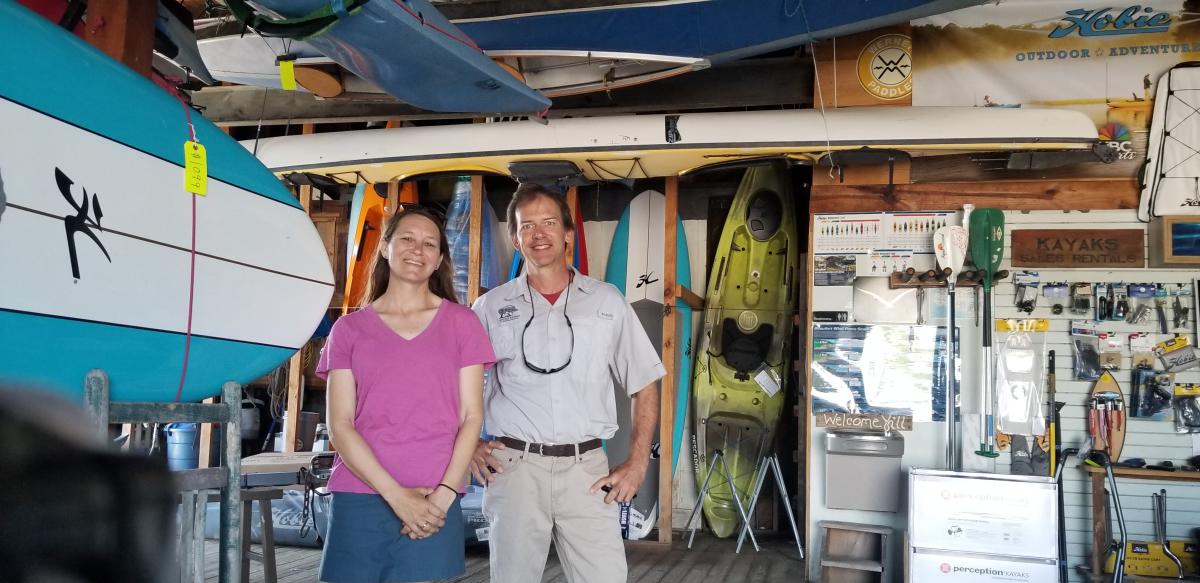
left=360, top=206, right=459, bottom=306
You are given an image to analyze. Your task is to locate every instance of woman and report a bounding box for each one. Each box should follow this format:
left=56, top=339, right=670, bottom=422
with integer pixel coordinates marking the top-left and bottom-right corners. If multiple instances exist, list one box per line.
left=316, top=207, right=495, bottom=583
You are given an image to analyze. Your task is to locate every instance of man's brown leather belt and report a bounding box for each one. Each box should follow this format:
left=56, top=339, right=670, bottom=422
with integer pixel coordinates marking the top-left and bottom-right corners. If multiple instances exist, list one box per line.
left=497, top=436, right=602, bottom=457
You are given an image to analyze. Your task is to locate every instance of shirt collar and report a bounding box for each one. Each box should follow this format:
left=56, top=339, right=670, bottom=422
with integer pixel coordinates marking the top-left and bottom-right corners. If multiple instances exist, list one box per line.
left=504, top=266, right=596, bottom=302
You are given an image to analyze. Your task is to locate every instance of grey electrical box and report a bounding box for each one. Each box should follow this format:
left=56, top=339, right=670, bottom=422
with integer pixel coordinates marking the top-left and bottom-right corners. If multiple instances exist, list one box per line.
left=825, top=429, right=905, bottom=512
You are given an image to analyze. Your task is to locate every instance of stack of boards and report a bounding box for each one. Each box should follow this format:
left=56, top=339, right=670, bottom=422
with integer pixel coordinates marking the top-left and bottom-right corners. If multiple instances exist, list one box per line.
left=0, top=3, right=333, bottom=402
left=602, top=163, right=797, bottom=539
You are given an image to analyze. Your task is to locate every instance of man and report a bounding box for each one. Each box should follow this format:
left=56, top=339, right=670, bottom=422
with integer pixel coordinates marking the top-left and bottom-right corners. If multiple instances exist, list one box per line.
left=470, top=183, right=664, bottom=583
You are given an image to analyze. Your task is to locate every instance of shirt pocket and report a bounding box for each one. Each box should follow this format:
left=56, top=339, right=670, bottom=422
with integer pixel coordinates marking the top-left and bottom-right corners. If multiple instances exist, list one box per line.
left=570, top=319, right=615, bottom=384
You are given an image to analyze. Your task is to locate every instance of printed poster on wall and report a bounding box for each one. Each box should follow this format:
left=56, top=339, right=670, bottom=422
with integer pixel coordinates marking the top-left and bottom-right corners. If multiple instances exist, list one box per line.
left=912, top=0, right=1200, bottom=176
left=811, top=324, right=948, bottom=421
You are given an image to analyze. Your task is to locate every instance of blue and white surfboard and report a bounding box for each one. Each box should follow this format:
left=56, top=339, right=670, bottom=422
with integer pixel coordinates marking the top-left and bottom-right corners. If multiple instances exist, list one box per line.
left=0, top=3, right=334, bottom=402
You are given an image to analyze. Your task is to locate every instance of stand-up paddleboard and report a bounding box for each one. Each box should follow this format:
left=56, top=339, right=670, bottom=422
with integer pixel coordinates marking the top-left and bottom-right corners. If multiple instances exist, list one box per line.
left=248, top=107, right=1101, bottom=183
left=693, top=161, right=797, bottom=538
left=343, top=182, right=416, bottom=313
left=0, top=2, right=333, bottom=402
left=446, top=177, right=504, bottom=302
left=604, top=190, right=693, bottom=540
left=232, top=0, right=550, bottom=113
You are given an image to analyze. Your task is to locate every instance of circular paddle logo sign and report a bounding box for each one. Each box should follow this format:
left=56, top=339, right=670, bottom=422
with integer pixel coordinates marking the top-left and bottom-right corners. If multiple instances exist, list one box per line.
left=857, top=34, right=912, bottom=100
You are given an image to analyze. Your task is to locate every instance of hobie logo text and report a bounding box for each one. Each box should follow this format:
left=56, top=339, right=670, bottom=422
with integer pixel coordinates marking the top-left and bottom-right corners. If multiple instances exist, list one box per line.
left=1049, top=6, right=1171, bottom=38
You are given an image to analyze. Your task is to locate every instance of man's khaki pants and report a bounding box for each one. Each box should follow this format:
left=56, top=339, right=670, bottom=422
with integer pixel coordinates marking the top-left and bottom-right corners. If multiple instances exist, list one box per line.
left=483, top=446, right=627, bottom=583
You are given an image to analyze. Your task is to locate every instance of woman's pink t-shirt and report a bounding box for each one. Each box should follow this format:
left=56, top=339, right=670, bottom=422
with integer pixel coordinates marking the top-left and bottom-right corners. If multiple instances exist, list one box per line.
left=315, top=301, right=496, bottom=494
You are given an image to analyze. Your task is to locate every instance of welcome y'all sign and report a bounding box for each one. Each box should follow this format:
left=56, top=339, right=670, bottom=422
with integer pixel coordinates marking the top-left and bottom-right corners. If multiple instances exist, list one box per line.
left=1011, top=229, right=1144, bottom=268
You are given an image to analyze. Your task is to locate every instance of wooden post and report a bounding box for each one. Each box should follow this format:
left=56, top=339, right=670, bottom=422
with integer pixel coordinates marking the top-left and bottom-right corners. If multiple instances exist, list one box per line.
left=1091, top=471, right=1106, bottom=578
left=386, top=180, right=401, bottom=215
left=803, top=212, right=816, bottom=573
left=283, top=125, right=316, bottom=453
left=80, top=0, right=156, bottom=78
left=198, top=397, right=215, bottom=468
left=565, top=186, right=578, bottom=267
left=657, top=176, right=679, bottom=544
left=467, top=176, right=484, bottom=304
left=219, top=381, right=243, bottom=583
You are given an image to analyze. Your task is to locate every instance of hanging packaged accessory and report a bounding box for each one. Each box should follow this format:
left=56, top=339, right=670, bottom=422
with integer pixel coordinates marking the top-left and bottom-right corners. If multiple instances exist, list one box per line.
left=1043, top=282, right=1068, bottom=315
left=1113, top=290, right=1129, bottom=321
left=1127, top=284, right=1156, bottom=325
left=1014, top=272, right=1039, bottom=314
left=1099, top=332, right=1123, bottom=372
left=1131, top=366, right=1175, bottom=420
left=1096, top=283, right=1111, bottom=321
left=995, top=319, right=1048, bottom=436
left=1070, top=283, right=1092, bottom=315
left=1171, top=284, right=1191, bottom=330
left=1154, top=336, right=1198, bottom=373
left=1154, top=284, right=1170, bottom=334
left=1072, top=323, right=1102, bottom=381
left=1173, top=383, right=1200, bottom=434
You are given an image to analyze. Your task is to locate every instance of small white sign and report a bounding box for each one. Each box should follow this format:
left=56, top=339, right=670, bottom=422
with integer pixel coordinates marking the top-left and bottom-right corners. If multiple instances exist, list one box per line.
left=475, top=527, right=490, bottom=542
left=755, top=367, right=781, bottom=397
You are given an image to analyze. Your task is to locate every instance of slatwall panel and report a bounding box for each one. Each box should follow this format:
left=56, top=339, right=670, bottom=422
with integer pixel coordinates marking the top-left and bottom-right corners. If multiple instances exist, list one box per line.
left=992, top=209, right=1200, bottom=580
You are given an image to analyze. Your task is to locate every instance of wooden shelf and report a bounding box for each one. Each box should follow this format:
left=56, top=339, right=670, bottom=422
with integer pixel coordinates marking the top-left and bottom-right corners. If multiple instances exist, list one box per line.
left=1080, top=465, right=1200, bottom=482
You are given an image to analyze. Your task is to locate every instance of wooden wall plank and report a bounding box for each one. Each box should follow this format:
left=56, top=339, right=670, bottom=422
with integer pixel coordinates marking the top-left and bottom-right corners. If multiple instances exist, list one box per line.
left=811, top=179, right=1138, bottom=213
left=565, top=186, right=578, bottom=268
left=809, top=25, right=913, bottom=108
left=467, top=176, right=484, bottom=304
left=81, top=0, right=156, bottom=78
left=658, top=176, right=679, bottom=544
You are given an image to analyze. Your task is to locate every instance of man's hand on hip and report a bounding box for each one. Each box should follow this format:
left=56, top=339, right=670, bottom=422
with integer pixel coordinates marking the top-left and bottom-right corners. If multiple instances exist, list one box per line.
left=590, top=456, right=648, bottom=504
left=468, top=439, right=507, bottom=484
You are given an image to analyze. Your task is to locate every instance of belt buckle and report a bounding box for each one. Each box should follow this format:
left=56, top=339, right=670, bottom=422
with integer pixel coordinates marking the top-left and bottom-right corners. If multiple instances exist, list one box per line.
left=534, top=442, right=546, bottom=455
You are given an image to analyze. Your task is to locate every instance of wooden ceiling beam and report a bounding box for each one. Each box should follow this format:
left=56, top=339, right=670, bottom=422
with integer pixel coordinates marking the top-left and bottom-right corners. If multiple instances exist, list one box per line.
left=810, top=179, right=1138, bottom=213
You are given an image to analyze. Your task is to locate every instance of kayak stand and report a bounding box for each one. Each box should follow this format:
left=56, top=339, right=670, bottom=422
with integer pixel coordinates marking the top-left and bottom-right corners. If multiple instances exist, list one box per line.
left=685, top=448, right=804, bottom=559
left=686, top=448, right=756, bottom=550
left=736, top=453, right=804, bottom=559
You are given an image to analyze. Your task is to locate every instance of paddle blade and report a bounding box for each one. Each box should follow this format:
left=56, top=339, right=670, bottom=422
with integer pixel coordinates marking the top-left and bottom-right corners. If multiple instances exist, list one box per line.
left=934, top=226, right=969, bottom=276
left=968, top=209, right=1005, bottom=289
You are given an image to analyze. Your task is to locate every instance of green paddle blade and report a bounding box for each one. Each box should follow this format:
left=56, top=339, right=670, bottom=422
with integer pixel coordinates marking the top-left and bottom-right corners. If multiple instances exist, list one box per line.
left=968, top=208, right=1005, bottom=291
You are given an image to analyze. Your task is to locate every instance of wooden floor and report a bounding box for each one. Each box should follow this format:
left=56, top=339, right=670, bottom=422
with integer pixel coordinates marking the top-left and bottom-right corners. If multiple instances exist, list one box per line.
left=203, top=532, right=804, bottom=582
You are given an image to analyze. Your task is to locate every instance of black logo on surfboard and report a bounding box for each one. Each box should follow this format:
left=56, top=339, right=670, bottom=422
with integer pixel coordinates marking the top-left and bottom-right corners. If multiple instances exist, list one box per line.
left=57, top=168, right=110, bottom=279
left=635, top=273, right=659, bottom=288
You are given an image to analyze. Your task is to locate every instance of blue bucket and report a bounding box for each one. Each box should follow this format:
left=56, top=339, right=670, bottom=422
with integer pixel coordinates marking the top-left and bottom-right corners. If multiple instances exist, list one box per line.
left=165, top=422, right=200, bottom=471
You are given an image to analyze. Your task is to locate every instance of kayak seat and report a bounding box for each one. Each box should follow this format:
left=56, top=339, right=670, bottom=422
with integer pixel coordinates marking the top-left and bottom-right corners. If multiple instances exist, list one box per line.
left=720, top=318, right=773, bottom=378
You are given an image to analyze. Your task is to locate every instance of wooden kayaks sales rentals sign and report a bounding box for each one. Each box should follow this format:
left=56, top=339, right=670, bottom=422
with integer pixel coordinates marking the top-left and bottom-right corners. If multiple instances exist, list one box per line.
left=1011, top=229, right=1144, bottom=267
